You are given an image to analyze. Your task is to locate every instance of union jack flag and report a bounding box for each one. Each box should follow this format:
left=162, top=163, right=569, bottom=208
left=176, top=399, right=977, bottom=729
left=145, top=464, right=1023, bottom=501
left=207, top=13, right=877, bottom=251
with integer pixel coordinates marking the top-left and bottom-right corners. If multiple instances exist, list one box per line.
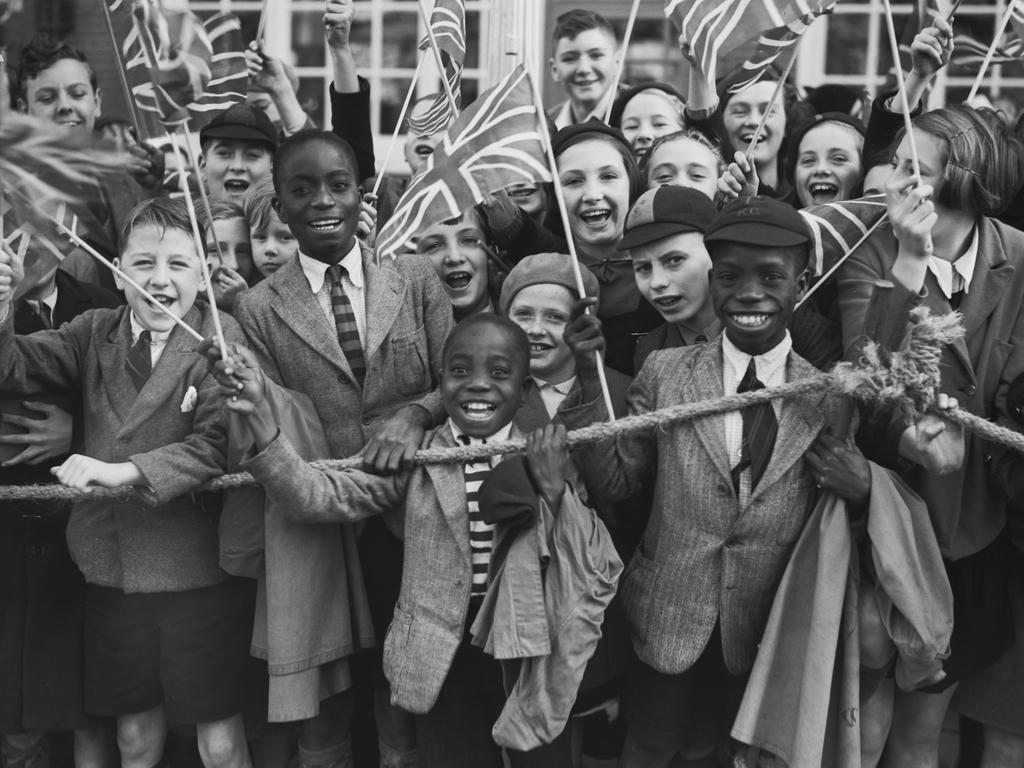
left=376, top=65, right=551, bottom=262
left=2, top=187, right=86, bottom=302
left=187, top=13, right=248, bottom=130
left=124, top=0, right=212, bottom=125
left=408, top=0, right=465, bottom=135
left=951, top=1, right=1024, bottom=69
left=665, top=0, right=836, bottom=101
left=799, top=194, right=888, bottom=278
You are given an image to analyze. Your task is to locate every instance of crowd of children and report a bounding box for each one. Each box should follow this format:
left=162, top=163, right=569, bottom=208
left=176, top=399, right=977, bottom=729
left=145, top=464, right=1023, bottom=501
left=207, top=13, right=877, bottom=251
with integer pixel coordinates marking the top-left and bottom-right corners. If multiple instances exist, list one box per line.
left=2, top=2, right=1024, bottom=768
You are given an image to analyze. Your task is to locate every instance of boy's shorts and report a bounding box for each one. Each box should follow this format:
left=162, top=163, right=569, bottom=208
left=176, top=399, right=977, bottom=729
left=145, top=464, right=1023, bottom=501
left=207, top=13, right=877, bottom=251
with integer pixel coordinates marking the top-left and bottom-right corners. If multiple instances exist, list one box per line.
left=84, top=576, right=255, bottom=724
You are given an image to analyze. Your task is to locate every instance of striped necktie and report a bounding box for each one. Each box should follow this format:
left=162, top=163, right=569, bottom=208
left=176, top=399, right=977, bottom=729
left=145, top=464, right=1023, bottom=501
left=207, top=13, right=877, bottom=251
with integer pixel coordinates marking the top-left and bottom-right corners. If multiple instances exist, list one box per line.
left=457, top=433, right=494, bottom=599
left=126, top=330, right=152, bottom=392
left=327, top=264, right=366, bottom=384
left=731, top=358, right=778, bottom=494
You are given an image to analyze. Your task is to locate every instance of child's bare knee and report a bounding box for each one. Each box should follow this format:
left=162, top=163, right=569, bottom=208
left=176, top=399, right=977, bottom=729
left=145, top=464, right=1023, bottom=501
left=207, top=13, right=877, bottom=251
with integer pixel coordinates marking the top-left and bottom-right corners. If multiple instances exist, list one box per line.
left=859, top=587, right=896, bottom=669
left=117, top=709, right=165, bottom=766
left=197, top=717, right=248, bottom=768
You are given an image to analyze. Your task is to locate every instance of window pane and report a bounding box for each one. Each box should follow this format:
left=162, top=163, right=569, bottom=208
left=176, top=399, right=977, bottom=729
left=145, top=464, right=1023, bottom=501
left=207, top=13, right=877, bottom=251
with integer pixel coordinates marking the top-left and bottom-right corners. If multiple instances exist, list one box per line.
left=349, top=18, right=372, bottom=69
left=292, top=11, right=326, bottom=67
left=465, top=10, right=481, bottom=69
left=382, top=12, right=419, bottom=69
left=297, top=76, right=326, bottom=126
left=380, top=77, right=415, bottom=134
left=824, top=15, right=869, bottom=76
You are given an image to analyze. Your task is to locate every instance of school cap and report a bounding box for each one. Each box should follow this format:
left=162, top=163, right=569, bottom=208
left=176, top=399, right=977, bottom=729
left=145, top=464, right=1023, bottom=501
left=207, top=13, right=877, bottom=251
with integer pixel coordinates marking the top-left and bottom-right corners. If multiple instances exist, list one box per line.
left=498, top=252, right=600, bottom=315
left=199, top=103, right=278, bottom=151
left=704, top=196, right=810, bottom=247
left=617, top=185, right=717, bottom=251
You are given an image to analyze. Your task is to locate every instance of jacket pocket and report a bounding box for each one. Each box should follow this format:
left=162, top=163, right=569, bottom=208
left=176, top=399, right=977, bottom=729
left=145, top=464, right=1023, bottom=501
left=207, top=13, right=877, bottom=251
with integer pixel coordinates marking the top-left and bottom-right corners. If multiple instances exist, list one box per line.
left=389, top=326, right=430, bottom=397
left=382, top=604, right=414, bottom=693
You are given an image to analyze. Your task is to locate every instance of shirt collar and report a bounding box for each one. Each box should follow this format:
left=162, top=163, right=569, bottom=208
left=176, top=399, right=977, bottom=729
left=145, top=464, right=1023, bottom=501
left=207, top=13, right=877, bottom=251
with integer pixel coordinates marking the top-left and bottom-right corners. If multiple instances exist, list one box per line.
left=129, top=311, right=173, bottom=345
left=448, top=418, right=514, bottom=446
left=299, top=239, right=364, bottom=294
left=531, top=375, right=576, bottom=396
left=928, top=226, right=979, bottom=299
left=721, top=330, right=792, bottom=383
left=36, top=285, right=58, bottom=311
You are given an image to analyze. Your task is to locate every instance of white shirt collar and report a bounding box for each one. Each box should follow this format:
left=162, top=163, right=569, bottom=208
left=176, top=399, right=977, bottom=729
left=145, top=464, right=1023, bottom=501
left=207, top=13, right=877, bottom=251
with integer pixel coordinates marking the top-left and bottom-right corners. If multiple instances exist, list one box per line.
left=448, top=418, right=514, bottom=446
left=721, top=330, right=792, bottom=385
left=36, top=284, right=58, bottom=311
left=531, top=375, right=576, bottom=396
left=299, top=239, right=364, bottom=294
left=928, top=226, right=979, bottom=299
left=129, top=311, right=173, bottom=345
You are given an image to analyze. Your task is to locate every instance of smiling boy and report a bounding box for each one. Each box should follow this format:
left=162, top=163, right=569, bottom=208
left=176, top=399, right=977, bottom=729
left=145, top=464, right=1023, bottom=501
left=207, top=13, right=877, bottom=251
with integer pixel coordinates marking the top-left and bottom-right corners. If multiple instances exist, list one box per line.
left=548, top=10, right=621, bottom=130
left=208, top=314, right=595, bottom=766
left=0, top=197, right=251, bottom=768
left=200, top=103, right=278, bottom=205
left=232, top=129, right=452, bottom=765
left=560, top=196, right=872, bottom=765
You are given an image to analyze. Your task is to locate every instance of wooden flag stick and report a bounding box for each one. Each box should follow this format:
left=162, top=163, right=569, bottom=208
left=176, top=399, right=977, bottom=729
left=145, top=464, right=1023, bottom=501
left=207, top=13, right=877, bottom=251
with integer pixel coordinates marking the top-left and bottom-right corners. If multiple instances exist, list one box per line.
left=167, top=133, right=232, bottom=359
left=742, top=51, right=798, bottom=166
left=178, top=129, right=226, bottom=267
left=529, top=72, right=616, bottom=420
left=54, top=222, right=204, bottom=341
left=99, top=0, right=144, bottom=138
left=0, top=54, right=5, bottom=246
left=881, top=0, right=932, bottom=251
left=371, top=57, right=425, bottom=198
left=967, top=0, right=1019, bottom=102
left=255, top=0, right=272, bottom=44
left=603, top=0, right=643, bottom=123
left=416, top=0, right=460, bottom=119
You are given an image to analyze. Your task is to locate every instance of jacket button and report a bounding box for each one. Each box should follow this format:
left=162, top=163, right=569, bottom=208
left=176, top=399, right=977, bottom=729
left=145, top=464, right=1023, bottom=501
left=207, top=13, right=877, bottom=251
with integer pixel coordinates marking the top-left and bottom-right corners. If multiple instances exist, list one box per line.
left=716, top=483, right=730, bottom=496
left=337, top=373, right=346, bottom=382
left=964, top=384, right=977, bottom=396
left=119, top=436, right=130, bottom=444
left=455, top=579, right=464, bottom=588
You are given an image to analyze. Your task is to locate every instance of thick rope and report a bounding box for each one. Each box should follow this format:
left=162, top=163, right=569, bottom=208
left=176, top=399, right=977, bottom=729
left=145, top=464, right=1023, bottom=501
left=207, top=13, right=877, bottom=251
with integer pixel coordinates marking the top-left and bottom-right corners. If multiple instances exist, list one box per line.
left=2, top=308, right=1020, bottom=503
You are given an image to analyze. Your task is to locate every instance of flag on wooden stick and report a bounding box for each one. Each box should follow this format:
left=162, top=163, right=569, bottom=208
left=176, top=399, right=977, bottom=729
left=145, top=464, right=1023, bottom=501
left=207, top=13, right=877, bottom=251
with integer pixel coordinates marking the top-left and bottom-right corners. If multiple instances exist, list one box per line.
left=187, top=13, right=249, bottom=130
left=799, top=194, right=888, bottom=278
left=376, top=65, right=551, bottom=262
left=408, top=0, right=466, bottom=135
left=665, top=0, right=836, bottom=104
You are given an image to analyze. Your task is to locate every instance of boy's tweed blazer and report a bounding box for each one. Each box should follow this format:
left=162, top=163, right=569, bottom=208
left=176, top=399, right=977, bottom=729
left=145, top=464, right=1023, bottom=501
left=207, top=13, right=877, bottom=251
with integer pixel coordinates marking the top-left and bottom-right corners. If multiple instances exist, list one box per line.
left=234, top=245, right=454, bottom=458
left=559, top=339, right=840, bottom=676
left=241, top=423, right=560, bottom=715
left=0, top=303, right=242, bottom=592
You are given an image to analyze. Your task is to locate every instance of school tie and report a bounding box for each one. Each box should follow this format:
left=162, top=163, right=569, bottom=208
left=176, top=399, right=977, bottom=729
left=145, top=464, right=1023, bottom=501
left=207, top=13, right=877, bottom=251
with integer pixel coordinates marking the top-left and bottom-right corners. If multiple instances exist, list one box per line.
left=29, top=300, right=52, bottom=330
left=126, top=330, right=152, bottom=392
left=731, top=357, right=779, bottom=494
left=327, top=264, right=366, bottom=384
left=456, top=433, right=493, bottom=598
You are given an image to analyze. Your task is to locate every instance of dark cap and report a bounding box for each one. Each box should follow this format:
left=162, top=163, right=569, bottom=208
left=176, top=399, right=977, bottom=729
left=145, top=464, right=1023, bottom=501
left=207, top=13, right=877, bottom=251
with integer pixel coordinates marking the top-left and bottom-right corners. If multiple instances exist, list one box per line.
left=704, top=196, right=810, bottom=247
left=199, top=103, right=278, bottom=151
left=617, top=185, right=717, bottom=251
left=551, top=118, right=631, bottom=157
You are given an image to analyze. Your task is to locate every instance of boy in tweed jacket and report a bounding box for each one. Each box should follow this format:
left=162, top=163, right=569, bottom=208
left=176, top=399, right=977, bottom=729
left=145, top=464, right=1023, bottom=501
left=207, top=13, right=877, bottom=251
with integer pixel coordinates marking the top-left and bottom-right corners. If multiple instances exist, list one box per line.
left=559, top=196, right=873, bottom=766
left=0, top=198, right=251, bottom=768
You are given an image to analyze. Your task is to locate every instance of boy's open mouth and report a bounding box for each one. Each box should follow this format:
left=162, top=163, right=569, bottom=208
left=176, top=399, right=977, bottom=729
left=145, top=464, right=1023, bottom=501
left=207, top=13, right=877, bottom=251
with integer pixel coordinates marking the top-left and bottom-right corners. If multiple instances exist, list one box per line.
left=460, top=400, right=496, bottom=421
left=309, top=218, right=342, bottom=232
left=529, top=342, right=553, bottom=354
left=729, top=312, right=772, bottom=329
left=224, top=180, right=249, bottom=194
left=652, top=295, right=683, bottom=310
left=445, top=271, right=472, bottom=290
left=147, top=294, right=176, bottom=308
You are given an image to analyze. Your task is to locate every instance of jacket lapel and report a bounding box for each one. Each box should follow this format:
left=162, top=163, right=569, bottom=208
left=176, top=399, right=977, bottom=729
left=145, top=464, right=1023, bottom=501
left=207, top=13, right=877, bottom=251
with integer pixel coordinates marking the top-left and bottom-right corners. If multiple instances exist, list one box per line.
left=96, top=308, right=135, bottom=425
left=424, top=427, right=471, bottom=558
left=117, top=305, right=203, bottom=438
left=959, top=221, right=1013, bottom=346
left=752, top=353, right=826, bottom=497
left=269, top=258, right=351, bottom=378
left=364, top=251, right=407, bottom=362
left=678, top=343, right=733, bottom=482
